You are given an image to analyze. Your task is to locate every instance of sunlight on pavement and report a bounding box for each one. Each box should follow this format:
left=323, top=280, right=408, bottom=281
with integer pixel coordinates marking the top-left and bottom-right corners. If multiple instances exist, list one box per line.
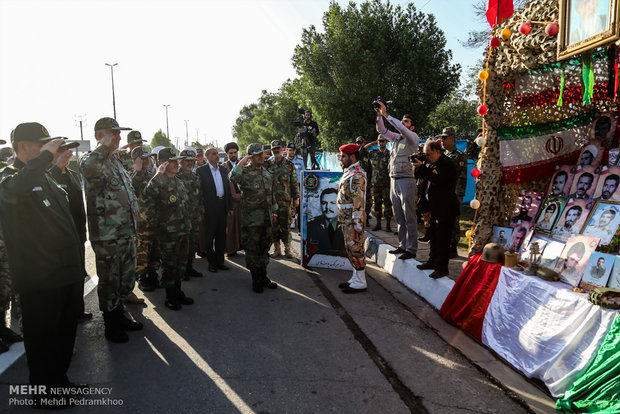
left=410, top=345, right=467, bottom=369
left=144, top=337, right=170, bottom=366
left=277, top=283, right=331, bottom=308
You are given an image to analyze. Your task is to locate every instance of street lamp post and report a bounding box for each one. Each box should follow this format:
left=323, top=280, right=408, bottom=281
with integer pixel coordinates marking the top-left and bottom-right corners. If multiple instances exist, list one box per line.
left=163, top=104, right=171, bottom=142
left=104, top=63, right=118, bottom=119
left=184, top=120, right=189, bottom=147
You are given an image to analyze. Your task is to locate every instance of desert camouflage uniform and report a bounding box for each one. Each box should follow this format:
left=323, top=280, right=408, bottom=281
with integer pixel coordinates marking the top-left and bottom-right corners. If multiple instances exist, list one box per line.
left=445, top=146, right=467, bottom=249
left=267, top=157, right=298, bottom=244
left=337, top=162, right=367, bottom=270
left=368, top=148, right=392, bottom=220
left=80, top=145, right=140, bottom=312
left=229, top=163, right=278, bottom=272
left=144, top=174, right=191, bottom=288
left=176, top=170, right=204, bottom=262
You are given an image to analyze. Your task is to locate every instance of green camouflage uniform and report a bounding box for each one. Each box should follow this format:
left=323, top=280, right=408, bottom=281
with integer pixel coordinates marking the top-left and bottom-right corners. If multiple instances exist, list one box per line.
left=80, top=145, right=140, bottom=312
left=176, top=170, right=204, bottom=260
left=267, top=157, right=298, bottom=244
left=144, top=174, right=191, bottom=288
left=229, top=163, right=278, bottom=272
left=131, top=169, right=154, bottom=281
left=358, top=146, right=372, bottom=218
left=337, top=163, right=367, bottom=270
left=445, top=146, right=467, bottom=249
left=116, top=150, right=134, bottom=172
left=368, top=148, right=392, bottom=220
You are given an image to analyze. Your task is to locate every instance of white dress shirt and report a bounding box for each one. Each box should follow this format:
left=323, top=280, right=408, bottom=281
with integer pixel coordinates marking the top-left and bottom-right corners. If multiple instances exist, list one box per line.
left=209, top=163, right=225, bottom=197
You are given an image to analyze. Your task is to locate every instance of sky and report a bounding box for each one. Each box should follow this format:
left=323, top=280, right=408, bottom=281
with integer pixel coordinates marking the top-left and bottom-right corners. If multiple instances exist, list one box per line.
left=0, top=0, right=486, bottom=151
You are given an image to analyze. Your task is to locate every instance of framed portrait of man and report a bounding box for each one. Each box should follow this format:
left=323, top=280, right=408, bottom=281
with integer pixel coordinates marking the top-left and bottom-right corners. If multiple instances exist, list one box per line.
left=551, top=198, right=594, bottom=242
left=592, top=166, right=620, bottom=201
left=580, top=251, right=615, bottom=290
left=588, top=112, right=617, bottom=148
left=554, top=235, right=600, bottom=286
left=581, top=200, right=620, bottom=246
left=577, top=144, right=604, bottom=168
left=509, top=190, right=544, bottom=226
left=546, top=165, right=575, bottom=197
left=534, top=196, right=567, bottom=234
left=607, top=256, right=620, bottom=289
left=491, top=226, right=513, bottom=249
left=558, top=0, right=620, bottom=60
left=507, top=221, right=536, bottom=253
left=567, top=165, right=600, bottom=200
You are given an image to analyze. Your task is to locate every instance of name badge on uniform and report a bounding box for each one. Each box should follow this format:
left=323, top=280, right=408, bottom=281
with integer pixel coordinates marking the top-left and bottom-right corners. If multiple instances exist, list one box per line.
left=398, top=143, right=405, bottom=150
left=32, top=186, right=43, bottom=192
left=43, top=199, right=51, bottom=207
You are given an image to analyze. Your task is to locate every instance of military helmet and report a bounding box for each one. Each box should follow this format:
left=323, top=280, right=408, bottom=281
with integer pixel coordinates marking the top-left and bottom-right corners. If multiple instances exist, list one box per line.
left=247, top=143, right=264, bottom=155
left=481, top=243, right=505, bottom=264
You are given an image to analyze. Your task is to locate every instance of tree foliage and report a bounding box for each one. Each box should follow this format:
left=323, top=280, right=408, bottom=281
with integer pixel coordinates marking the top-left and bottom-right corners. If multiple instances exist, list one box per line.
left=150, top=129, right=173, bottom=149
left=422, top=90, right=481, bottom=140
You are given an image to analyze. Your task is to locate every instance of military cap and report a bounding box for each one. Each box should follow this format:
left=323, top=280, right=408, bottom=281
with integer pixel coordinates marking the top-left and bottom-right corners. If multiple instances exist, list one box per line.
left=247, top=143, right=264, bottom=155
left=355, top=136, right=364, bottom=144
left=127, top=130, right=145, bottom=144
left=339, top=143, right=360, bottom=154
left=196, top=147, right=204, bottom=155
left=0, top=147, right=14, bottom=160
left=440, top=126, right=456, bottom=137
left=286, top=142, right=296, bottom=149
left=157, top=147, right=182, bottom=163
left=131, top=146, right=150, bottom=159
left=224, top=142, right=239, bottom=152
left=262, top=144, right=271, bottom=152
left=94, top=117, right=131, bottom=132
left=270, top=140, right=282, bottom=149
left=377, top=135, right=387, bottom=142
left=59, top=139, right=80, bottom=150
left=0, top=139, right=5, bottom=145
left=11, top=122, right=61, bottom=143
left=180, top=149, right=197, bottom=160
left=151, top=145, right=165, bottom=156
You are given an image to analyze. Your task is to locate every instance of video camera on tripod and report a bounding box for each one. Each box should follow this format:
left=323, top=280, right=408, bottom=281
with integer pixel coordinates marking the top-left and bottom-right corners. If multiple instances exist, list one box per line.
left=293, top=107, right=315, bottom=148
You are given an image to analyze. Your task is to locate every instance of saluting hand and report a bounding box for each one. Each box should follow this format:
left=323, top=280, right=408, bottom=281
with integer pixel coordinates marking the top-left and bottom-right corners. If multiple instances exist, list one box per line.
left=41, top=138, right=65, bottom=157
left=133, top=157, right=143, bottom=172
left=157, top=161, right=168, bottom=175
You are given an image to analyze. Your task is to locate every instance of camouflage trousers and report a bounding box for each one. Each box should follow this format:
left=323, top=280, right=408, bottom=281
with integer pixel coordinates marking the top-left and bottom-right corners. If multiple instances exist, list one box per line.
left=135, top=230, right=151, bottom=277
left=242, top=223, right=273, bottom=271
left=92, top=238, right=136, bottom=312
left=273, top=205, right=293, bottom=244
left=159, top=233, right=189, bottom=289
left=148, top=237, right=161, bottom=273
left=373, top=182, right=393, bottom=219
left=342, top=223, right=366, bottom=270
left=188, top=223, right=200, bottom=259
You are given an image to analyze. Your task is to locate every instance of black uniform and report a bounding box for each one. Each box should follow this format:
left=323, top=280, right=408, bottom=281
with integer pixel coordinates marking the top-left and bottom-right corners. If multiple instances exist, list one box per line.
left=414, top=154, right=459, bottom=272
left=0, top=151, right=83, bottom=388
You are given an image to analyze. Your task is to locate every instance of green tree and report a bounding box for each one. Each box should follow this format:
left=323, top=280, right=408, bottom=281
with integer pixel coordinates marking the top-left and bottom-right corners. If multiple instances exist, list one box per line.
left=190, top=141, right=204, bottom=150
left=423, top=89, right=481, bottom=139
left=291, top=0, right=460, bottom=150
left=151, top=129, right=173, bottom=149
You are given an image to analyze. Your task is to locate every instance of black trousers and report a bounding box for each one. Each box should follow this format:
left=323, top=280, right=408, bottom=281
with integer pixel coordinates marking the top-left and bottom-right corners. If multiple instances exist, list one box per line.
left=20, top=280, right=82, bottom=387
left=204, top=198, right=227, bottom=266
left=428, top=212, right=456, bottom=271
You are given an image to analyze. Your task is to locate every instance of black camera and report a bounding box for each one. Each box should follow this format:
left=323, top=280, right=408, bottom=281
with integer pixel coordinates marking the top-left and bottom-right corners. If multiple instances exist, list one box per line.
left=409, top=152, right=426, bottom=163
left=371, top=97, right=392, bottom=109
left=293, top=107, right=306, bottom=127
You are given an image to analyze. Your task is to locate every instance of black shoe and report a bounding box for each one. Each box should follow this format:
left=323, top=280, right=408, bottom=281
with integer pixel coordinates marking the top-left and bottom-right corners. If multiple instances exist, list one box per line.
left=188, top=267, right=203, bottom=277
left=342, top=286, right=367, bottom=294
left=418, top=234, right=431, bottom=242
left=338, top=282, right=350, bottom=289
left=259, top=268, right=277, bottom=289
left=388, top=247, right=406, bottom=255
left=78, top=312, right=93, bottom=320
left=147, top=272, right=161, bottom=289
left=165, top=288, right=183, bottom=310
left=393, top=231, right=398, bottom=235
left=103, top=311, right=129, bottom=343
left=208, top=265, right=218, bottom=273
left=217, top=264, right=229, bottom=271
left=0, top=326, right=23, bottom=343
left=176, top=289, right=194, bottom=305
left=138, top=275, right=156, bottom=292
left=116, top=306, right=143, bottom=331
left=251, top=270, right=264, bottom=293
left=385, top=219, right=392, bottom=232
left=416, top=262, right=436, bottom=270
left=399, top=252, right=416, bottom=260
left=429, top=269, right=449, bottom=279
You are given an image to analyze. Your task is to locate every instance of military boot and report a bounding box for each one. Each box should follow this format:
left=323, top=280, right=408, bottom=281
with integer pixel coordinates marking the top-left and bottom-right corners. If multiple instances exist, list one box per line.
left=261, top=267, right=278, bottom=289
left=164, top=288, right=182, bottom=311
left=385, top=218, right=392, bottom=232
left=187, top=258, right=203, bottom=278
left=147, top=271, right=161, bottom=289
left=115, top=305, right=143, bottom=331
left=103, top=310, right=129, bottom=343
left=175, top=282, right=194, bottom=305
left=372, top=218, right=382, bottom=231
left=270, top=241, right=282, bottom=258
left=138, top=274, right=156, bottom=292
left=251, top=269, right=263, bottom=293
left=284, top=242, right=293, bottom=258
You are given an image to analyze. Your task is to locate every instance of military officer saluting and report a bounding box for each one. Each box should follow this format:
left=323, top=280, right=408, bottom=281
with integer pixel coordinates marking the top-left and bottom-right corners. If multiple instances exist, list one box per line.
left=177, top=148, right=204, bottom=279
left=116, top=130, right=147, bottom=172
left=336, top=143, right=368, bottom=294
left=230, top=143, right=279, bottom=293
left=439, top=127, right=467, bottom=258
left=267, top=140, right=299, bottom=258
left=144, top=147, right=194, bottom=310
left=365, top=135, right=392, bottom=232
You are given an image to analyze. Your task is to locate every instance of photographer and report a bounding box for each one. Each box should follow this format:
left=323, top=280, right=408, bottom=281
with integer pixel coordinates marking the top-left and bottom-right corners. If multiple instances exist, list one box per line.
left=412, top=140, right=459, bottom=279
left=375, top=100, right=419, bottom=260
left=295, top=109, right=320, bottom=170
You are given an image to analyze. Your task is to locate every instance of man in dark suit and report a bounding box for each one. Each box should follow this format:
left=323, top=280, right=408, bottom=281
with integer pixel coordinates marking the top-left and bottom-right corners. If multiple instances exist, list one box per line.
left=197, top=147, right=233, bottom=272
left=412, top=139, right=459, bottom=279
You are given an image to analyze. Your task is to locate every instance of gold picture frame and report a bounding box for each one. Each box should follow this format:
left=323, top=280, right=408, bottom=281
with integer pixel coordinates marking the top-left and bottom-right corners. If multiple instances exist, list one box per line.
left=558, top=0, right=620, bottom=60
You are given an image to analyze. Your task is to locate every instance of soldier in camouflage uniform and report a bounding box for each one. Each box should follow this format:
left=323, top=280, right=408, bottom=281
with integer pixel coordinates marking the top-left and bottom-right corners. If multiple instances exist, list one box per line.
left=80, top=117, right=143, bottom=344
left=365, top=135, right=393, bottom=232
left=355, top=136, right=372, bottom=221
left=267, top=140, right=299, bottom=258
left=439, top=127, right=467, bottom=258
left=230, top=143, right=279, bottom=293
left=116, top=130, right=147, bottom=172
left=144, top=147, right=194, bottom=310
left=177, top=148, right=204, bottom=279
left=336, top=143, right=368, bottom=294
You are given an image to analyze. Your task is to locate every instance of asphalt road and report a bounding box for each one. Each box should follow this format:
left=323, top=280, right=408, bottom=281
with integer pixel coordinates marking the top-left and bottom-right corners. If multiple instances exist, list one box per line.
left=0, top=236, right=530, bottom=414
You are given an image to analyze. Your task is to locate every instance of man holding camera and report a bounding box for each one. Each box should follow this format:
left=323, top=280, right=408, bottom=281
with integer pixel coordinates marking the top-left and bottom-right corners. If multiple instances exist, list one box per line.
left=299, top=109, right=320, bottom=170
left=412, top=140, right=459, bottom=279
left=375, top=101, right=419, bottom=260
